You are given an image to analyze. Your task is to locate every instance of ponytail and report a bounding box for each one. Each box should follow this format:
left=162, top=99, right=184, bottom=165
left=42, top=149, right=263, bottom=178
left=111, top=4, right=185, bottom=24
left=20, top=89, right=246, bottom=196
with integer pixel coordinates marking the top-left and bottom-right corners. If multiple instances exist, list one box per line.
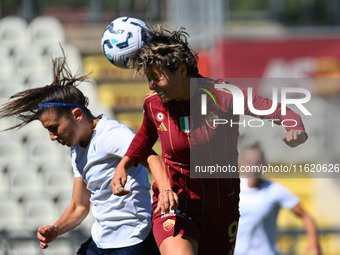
left=0, top=54, right=92, bottom=130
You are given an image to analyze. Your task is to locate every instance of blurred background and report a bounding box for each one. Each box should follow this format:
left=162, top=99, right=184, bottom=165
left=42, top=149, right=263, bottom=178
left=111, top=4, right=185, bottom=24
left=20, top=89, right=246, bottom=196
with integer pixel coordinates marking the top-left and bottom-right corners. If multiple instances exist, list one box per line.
left=0, top=0, right=339, bottom=254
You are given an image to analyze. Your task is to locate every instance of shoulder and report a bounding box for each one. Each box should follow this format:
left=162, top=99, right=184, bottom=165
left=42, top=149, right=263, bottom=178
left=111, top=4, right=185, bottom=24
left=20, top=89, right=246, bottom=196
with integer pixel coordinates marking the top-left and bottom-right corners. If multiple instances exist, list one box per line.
left=96, top=116, right=135, bottom=140
left=267, top=181, right=287, bottom=192
left=200, top=78, right=240, bottom=106
left=200, top=79, right=238, bottom=113
left=264, top=181, right=299, bottom=203
left=270, top=182, right=299, bottom=208
left=99, top=119, right=136, bottom=155
left=143, top=91, right=165, bottom=113
left=106, top=119, right=135, bottom=135
left=259, top=180, right=286, bottom=193
left=214, top=79, right=248, bottom=98
left=257, top=180, right=285, bottom=196
left=144, top=91, right=159, bottom=104
left=215, top=79, right=232, bottom=94
left=260, top=179, right=273, bottom=188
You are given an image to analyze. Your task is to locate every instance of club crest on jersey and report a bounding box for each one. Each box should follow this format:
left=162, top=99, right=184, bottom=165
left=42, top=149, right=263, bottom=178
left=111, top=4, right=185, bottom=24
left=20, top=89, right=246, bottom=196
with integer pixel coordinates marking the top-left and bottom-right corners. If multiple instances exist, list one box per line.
left=163, top=219, right=175, bottom=232
left=180, top=116, right=192, bottom=134
left=156, top=112, right=165, bottom=122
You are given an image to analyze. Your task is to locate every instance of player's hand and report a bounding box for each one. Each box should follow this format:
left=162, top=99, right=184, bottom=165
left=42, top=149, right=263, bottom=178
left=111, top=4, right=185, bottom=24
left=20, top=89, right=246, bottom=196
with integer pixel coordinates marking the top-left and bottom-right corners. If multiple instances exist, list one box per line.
left=154, top=189, right=179, bottom=214
left=37, top=225, right=58, bottom=249
left=282, top=130, right=308, bottom=147
left=111, top=166, right=130, bottom=196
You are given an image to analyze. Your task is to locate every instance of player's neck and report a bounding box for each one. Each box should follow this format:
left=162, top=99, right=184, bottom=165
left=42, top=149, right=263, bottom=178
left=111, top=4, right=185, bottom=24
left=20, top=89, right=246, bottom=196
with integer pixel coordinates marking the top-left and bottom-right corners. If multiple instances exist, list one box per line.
left=79, top=117, right=100, bottom=148
left=247, top=178, right=263, bottom=188
left=175, top=79, right=191, bottom=101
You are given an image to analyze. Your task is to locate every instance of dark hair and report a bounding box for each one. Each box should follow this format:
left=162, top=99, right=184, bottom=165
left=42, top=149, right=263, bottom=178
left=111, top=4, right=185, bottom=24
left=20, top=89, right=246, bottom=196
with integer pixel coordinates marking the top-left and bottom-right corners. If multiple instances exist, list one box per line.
left=0, top=56, right=92, bottom=130
left=128, top=25, right=200, bottom=77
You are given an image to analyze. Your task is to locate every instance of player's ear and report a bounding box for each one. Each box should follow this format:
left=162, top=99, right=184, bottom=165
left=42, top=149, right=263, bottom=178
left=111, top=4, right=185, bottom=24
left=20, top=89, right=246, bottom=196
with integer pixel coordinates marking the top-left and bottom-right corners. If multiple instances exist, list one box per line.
left=72, top=107, right=83, bottom=122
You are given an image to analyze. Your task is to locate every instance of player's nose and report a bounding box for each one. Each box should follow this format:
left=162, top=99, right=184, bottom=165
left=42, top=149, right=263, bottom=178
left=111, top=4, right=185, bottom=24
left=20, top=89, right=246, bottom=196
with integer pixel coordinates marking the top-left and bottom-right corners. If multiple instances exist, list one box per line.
left=49, top=131, right=58, bottom=141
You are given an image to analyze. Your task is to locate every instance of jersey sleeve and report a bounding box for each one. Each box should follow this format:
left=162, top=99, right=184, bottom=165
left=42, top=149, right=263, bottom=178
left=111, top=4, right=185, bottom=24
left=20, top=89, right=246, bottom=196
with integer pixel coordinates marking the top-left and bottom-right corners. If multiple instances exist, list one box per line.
left=273, top=182, right=300, bottom=210
left=125, top=101, right=159, bottom=164
left=104, top=122, right=136, bottom=158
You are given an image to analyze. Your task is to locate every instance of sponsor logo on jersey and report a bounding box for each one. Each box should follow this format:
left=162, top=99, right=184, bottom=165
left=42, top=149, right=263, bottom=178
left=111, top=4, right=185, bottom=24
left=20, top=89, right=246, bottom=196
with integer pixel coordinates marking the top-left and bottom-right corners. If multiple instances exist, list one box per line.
left=161, top=209, right=176, bottom=218
left=163, top=219, right=175, bottom=232
left=157, top=122, right=167, bottom=132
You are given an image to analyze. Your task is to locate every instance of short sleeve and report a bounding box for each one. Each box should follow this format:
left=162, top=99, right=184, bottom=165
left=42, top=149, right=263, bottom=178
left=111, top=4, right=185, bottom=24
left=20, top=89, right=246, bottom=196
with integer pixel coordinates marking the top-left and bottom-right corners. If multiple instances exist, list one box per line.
left=273, top=182, right=300, bottom=210
left=104, top=122, right=136, bottom=158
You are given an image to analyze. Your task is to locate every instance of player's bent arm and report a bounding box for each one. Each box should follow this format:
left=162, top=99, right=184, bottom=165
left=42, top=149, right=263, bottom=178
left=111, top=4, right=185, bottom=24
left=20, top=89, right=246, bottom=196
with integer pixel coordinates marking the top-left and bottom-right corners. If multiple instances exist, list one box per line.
left=291, top=204, right=322, bottom=255
left=142, top=153, right=172, bottom=191
left=112, top=153, right=178, bottom=213
left=37, top=177, right=91, bottom=248
left=144, top=153, right=178, bottom=214
left=111, top=156, right=133, bottom=196
left=139, top=150, right=172, bottom=191
left=53, top=177, right=91, bottom=234
left=111, top=149, right=159, bottom=194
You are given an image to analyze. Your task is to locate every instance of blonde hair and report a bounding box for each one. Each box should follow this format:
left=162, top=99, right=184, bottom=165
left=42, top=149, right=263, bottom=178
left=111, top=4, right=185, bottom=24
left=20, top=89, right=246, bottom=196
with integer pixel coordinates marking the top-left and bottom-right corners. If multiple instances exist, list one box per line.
left=128, top=25, right=200, bottom=77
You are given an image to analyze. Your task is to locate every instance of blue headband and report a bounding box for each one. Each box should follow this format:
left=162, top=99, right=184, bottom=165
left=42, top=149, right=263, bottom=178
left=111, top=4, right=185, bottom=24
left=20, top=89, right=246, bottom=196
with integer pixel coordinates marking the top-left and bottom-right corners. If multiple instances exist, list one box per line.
left=38, top=102, right=86, bottom=109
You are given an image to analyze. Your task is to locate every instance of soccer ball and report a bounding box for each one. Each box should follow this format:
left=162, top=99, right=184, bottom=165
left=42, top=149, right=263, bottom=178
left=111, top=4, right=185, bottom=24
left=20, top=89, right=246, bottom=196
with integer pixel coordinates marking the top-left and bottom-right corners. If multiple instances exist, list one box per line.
left=101, top=17, right=150, bottom=69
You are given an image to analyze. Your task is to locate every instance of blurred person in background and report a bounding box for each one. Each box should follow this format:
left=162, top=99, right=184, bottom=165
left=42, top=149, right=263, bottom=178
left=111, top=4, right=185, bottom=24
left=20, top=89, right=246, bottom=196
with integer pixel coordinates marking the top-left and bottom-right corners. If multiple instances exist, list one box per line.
left=110, top=26, right=308, bottom=255
left=234, top=142, right=321, bottom=255
left=0, top=55, right=162, bottom=255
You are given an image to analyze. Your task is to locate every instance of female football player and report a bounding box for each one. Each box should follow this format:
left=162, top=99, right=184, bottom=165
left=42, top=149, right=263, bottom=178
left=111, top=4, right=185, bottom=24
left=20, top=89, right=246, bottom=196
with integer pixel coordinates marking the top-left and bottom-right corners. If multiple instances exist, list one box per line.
left=111, top=26, right=308, bottom=254
left=235, top=142, right=321, bottom=255
left=0, top=56, right=162, bottom=255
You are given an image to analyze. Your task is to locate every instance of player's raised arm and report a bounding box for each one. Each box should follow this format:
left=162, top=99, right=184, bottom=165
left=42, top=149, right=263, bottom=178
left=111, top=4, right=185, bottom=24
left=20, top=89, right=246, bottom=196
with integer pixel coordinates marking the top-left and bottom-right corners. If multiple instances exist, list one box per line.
left=112, top=152, right=178, bottom=213
left=241, top=87, right=308, bottom=147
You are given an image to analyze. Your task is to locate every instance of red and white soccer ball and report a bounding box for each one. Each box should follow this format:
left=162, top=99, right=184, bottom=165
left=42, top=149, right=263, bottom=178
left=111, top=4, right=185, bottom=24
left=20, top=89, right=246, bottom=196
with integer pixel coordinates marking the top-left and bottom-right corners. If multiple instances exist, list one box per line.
left=101, top=17, right=150, bottom=69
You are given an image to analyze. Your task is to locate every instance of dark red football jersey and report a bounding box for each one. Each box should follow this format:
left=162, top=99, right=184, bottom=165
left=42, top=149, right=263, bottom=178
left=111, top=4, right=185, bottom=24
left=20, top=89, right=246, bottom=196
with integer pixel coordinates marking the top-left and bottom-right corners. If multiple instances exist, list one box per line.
left=126, top=80, right=305, bottom=212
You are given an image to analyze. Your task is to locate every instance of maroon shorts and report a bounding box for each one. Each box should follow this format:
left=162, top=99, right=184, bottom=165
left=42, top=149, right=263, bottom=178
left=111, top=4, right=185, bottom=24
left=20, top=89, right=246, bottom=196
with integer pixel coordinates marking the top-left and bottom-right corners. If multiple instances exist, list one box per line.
left=152, top=201, right=239, bottom=254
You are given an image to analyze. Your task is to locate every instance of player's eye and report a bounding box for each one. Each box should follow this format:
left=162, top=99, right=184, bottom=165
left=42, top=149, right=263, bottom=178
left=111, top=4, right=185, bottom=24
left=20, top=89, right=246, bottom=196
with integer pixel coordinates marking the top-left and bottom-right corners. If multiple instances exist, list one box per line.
left=48, top=125, right=58, bottom=134
left=147, top=77, right=160, bottom=83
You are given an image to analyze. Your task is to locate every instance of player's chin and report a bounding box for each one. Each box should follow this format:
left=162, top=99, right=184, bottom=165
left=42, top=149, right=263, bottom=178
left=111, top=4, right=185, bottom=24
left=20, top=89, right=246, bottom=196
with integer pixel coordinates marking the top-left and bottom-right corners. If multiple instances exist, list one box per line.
left=64, top=141, right=76, bottom=147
